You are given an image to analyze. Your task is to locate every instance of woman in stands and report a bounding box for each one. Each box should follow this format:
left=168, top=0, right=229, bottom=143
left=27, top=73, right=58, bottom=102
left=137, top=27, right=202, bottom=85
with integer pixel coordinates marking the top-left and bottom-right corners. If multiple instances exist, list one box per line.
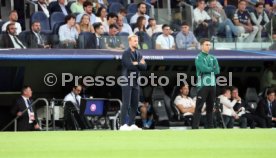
left=133, top=16, right=147, bottom=34
left=95, top=7, right=107, bottom=24
left=76, top=14, right=95, bottom=34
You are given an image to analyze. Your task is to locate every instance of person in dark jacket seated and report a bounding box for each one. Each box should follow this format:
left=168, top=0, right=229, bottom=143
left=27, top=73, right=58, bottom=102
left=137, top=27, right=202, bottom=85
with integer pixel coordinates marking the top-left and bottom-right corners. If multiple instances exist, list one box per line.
left=0, top=23, right=26, bottom=49
left=11, top=86, right=40, bottom=131
left=255, top=88, right=276, bottom=128
left=49, top=0, right=71, bottom=15
left=26, top=21, right=51, bottom=48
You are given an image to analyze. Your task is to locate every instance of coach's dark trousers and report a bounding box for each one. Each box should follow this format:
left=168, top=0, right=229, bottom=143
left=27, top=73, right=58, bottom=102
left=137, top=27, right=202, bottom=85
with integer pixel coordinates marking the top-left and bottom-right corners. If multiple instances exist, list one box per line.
left=120, top=83, right=139, bottom=126
left=192, top=86, right=216, bottom=129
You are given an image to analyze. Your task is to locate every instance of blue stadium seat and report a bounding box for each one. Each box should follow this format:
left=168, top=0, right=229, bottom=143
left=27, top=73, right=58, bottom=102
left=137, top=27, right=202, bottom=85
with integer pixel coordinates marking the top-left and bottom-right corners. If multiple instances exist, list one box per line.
left=117, top=32, right=129, bottom=48
left=246, top=6, right=255, bottom=13
left=126, top=13, right=135, bottom=24
left=129, top=23, right=136, bottom=31
left=18, top=30, right=30, bottom=46
left=50, top=12, right=65, bottom=29
left=52, top=22, right=65, bottom=48
left=0, top=21, right=6, bottom=34
left=224, top=5, right=237, bottom=19
left=109, top=2, right=124, bottom=14
left=67, top=1, right=75, bottom=10
left=127, top=3, right=138, bottom=14
left=30, top=11, right=50, bottom=31
left=151, top=32, right=162, bottom=49
left=78, top=32, right=96, bottom=49
left=48, top=1, right=58, bottom=14
left=135, top=31, right=152, bottom=49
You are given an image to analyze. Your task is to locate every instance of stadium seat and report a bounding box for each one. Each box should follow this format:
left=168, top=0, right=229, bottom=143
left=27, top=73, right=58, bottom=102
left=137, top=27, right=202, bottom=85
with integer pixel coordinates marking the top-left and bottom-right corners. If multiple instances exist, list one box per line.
left=135, top=31, right=152, bottom=49
left=30, top=11, right=50, bottom=31
left=48, top=1, right=58, bottom=14
left=126, top=13, right=135, bottom=24
left=18, top=30, right=30, bottom=46
left=66, top=1, right=75, bottom=10
left=245, top=87, right=259, bottom=112
left=129, top=23, right=136, bottom=31
left=77, top=32, right=96, bottom=49
left=52, top=22, right=65, bottom=48
left=50, top=12, right=66, bottom=30
left=109, top=2, right=124, bottom=14
left=189, top=87, right=197, bottom=99
left=0, top=21, right=6, bottom=33
left=127, top=3, right=138, bottom=14
left=224, top=5, right=237, bottom=19
left=151, top=32, right=162, bottom=49
left=246, top=6, right=255, bottom=13
left=117, top=32, right=129, bottom=48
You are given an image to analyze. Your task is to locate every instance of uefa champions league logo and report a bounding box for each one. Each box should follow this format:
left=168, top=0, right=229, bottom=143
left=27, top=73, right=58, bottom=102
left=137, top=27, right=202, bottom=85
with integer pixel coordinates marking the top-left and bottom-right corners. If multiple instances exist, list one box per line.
left=90, top=104, right=97, bottom=112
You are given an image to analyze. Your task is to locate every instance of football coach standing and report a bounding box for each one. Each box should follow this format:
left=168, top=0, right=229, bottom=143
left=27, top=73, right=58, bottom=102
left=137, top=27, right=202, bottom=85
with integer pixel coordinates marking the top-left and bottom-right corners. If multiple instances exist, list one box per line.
left=192, top=38, right=220, bottom=129
left=120, top=35, right=147, bottom=131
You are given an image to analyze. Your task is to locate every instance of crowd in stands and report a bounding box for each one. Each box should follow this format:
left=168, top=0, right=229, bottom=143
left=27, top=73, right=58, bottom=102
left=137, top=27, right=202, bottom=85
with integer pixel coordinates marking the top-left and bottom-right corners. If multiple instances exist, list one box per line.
left=0, top=0, right=276, bottom=49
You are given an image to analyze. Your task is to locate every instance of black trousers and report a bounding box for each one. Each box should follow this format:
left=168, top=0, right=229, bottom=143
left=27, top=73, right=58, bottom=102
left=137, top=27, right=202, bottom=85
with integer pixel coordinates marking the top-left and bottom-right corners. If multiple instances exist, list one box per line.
left=192, top=86, right=216, bottom=129
left=222, top=115, right=234, bottom=128
left=120, top=84, right=139, bottom=126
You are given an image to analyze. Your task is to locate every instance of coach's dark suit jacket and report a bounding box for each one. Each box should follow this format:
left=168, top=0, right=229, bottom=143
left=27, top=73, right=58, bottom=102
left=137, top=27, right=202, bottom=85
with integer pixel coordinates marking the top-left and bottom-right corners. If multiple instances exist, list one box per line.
left=11, top=96, right=37, bottom=131
left=0, top=33, right=15, bottom=48
left=121, top=47, right=147, bottom=81
left=255, top=99, right=276, bottom=119
left=49, top=1, right=71, bottom=15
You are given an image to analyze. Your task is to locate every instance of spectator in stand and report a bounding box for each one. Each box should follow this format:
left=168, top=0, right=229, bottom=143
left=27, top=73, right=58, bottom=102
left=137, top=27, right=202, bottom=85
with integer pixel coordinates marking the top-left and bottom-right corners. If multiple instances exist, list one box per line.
left=105, top=24, right=124, bottom=50
left=134, top=16, right=147, bottom=34
left=223, top=0, right=240, bottom=7
left=26, top=21, right=51, bottom=48
left=58, top=15, right=79, bottom=48
left=118, top=8, right=128, bottom=24
left=103, top=12, right=118, bottom=32
left=76, top=1, right=97, bottom=24
left=88, top=0, right=109, bottom=8
left=2, top=10, right=22, bottom=35
left=193, top=0, right=216, bottom=39
left=233, top=0, right=259, bottom=42
left=95, top=7, right=108, bottom=24
left=207, top=0, right=240, bottom=42
left=250, top=2, right=270, bottom=42
left=155, top=24, right=175, bottom=50
left=93, top=22, right=106, bottom=49
left=70, top=0, right=86, bottom=14
left=0, top=23, right=26, bottom=49
left=146, top=18, right=162, bottom=37
left=176, top=21, right=200, bottom=50
left=76, top=14, right=95, bottom=34
left=37, top=0, right=50, bottom=18
left=117, top=15, right=133, bottom=35
left=130, top=2, right=150, bottom=26
left=264, top=2, right=274, bottom=19
left=49, top=0, right=71, bottom=15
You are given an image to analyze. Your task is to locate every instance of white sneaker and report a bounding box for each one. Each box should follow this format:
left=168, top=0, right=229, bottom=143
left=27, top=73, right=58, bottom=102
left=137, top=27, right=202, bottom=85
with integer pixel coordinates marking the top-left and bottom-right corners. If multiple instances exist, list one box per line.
left=130, top=124, right=142, bottom=131
left=119, top=124, right=131, bottom=131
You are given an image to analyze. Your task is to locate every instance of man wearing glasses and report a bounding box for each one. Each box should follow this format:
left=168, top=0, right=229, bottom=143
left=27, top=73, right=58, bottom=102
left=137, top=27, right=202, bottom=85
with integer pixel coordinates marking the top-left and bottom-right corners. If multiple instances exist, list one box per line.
left=192, top=38, right=220, bottom=129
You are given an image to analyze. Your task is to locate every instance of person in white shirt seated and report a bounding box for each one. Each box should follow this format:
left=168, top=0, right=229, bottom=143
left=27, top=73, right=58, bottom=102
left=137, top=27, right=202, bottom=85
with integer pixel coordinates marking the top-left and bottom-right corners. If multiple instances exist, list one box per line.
left=155, top=24, right=176, bottom=50
left=130, top=2, right=150, bottom=26
left=146, top=18, right=162, bottom=37
left=58, top=15, right=79, bottom=48
left=117, top=15, right=133, bottom=35
left=76, top=1, right=97, bottom=25
left=218, top=87, right=240, bottom=128
left=64, top=84, right=82, bottom=111
left=95, top=7, right=108, bottom=24
left=174, top=84, right=195, bottom=116
left=2, top=10, right=22, bottom=35
left=37, top=0, right=50, bottom=18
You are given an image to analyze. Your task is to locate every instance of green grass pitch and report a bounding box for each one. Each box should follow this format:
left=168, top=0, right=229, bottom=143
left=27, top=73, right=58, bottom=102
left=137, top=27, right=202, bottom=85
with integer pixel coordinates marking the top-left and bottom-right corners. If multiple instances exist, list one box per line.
left=0, top=129, right=276, bottom=158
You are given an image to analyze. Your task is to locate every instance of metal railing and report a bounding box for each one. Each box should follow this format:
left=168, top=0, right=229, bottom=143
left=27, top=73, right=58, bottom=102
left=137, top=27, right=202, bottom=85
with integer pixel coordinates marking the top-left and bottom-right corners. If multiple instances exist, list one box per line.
left=1, top=98, right=49, bottom=132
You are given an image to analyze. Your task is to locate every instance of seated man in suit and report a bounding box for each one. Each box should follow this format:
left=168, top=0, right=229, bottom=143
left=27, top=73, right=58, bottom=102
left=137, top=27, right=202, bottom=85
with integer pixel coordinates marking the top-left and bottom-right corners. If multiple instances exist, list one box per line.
left=93, top=22, right=106, bottom=49
left=0, top=23, right=26, bottom=49
left=255, top=88, right=276, bottom=128
left=11, top=86, right=40, bottom=131
left=26, top=21, right=51, bottom=48
left=49, top=0, right=71, bottom=15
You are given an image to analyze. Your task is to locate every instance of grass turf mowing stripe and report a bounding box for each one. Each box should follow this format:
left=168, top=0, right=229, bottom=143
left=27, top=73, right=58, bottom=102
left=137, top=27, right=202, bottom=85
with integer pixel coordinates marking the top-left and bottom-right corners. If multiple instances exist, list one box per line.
left=0, top=129, right=275, bottom=158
